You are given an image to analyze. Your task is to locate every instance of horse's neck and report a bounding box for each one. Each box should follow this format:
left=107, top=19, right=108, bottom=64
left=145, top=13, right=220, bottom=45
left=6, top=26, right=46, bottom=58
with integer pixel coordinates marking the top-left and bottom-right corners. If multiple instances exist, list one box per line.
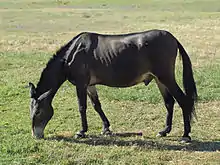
left=35, top=38, right=76, bottom=100
left=35, top=58, right=66, bottom=101
left=36, top=83, right=58, bottom=103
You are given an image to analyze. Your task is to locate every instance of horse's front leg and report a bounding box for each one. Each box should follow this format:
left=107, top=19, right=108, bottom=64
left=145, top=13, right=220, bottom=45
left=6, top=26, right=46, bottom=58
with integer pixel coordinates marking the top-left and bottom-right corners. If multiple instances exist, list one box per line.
left=87, top=86, right=111, bottom=135
left=75, top=85, right=88, bottom=138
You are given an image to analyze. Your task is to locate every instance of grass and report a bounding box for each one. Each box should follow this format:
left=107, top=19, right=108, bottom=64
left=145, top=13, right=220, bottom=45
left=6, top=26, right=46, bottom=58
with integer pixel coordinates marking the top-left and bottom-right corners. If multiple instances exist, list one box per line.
left=0, top=0, right=220, bottom=164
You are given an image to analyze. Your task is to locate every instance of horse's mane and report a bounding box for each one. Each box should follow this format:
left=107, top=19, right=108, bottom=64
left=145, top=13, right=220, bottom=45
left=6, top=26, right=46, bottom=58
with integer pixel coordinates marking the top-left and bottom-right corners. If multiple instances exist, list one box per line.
left=35, top=33, right=84, bottom=94
left=35, top=39, right=72, bottom=94
left=43, top=44, right=68, bottom=69
left=41, top=33, right=84, bottom=71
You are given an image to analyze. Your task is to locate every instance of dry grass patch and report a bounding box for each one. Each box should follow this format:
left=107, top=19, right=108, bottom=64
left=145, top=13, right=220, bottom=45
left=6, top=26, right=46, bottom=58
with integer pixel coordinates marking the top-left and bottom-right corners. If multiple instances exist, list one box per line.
left=1, top=8, right=220, bottom=65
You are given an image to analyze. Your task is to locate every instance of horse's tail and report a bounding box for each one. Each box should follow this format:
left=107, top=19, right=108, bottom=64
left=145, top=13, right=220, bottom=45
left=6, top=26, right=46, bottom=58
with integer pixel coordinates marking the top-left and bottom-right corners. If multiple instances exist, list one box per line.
left=177, top=40, right=198, bottom=121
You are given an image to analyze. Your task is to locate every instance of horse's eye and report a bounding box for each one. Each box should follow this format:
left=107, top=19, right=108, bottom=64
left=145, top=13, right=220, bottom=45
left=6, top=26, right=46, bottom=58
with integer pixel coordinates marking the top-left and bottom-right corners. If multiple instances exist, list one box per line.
left=35, top=111, right=41, bottom=116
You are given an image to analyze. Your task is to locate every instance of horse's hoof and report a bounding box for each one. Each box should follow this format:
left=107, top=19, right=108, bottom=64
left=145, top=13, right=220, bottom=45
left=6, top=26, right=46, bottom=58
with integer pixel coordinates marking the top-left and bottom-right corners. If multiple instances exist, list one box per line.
left=180, top=136, right=191, bottom=143
left=156, top=132, right=167, bottom=137
left=75, top=131, right=86, bottom=139
left=101, top=129, right=112, bottom=136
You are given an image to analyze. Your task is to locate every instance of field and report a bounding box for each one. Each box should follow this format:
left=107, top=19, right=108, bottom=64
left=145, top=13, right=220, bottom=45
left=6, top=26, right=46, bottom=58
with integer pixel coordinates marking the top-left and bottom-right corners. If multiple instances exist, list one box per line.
left=0, top=0, right=220, bottom=164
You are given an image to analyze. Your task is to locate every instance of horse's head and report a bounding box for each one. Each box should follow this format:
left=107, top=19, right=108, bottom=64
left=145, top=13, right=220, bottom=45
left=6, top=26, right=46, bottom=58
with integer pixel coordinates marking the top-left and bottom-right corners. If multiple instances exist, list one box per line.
left=28, top=82, right=54, bottom=139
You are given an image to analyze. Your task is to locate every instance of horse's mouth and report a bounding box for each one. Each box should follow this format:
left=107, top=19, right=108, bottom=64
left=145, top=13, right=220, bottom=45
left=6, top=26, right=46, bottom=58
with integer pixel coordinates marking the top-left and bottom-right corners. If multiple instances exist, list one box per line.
left=32, top=126, right=45, bottom=139
left=32, top=121, right=45, bottom=139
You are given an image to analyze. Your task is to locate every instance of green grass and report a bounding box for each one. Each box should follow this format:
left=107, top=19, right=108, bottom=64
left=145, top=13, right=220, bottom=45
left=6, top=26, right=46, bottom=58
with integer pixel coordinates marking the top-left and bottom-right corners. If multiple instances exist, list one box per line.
left=0, top=0, right=220, bottom=164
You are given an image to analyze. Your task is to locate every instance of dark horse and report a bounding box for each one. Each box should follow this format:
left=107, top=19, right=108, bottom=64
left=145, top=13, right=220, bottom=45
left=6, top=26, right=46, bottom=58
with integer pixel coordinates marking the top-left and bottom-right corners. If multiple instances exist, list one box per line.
left=29, top=30, right=197, bottom=142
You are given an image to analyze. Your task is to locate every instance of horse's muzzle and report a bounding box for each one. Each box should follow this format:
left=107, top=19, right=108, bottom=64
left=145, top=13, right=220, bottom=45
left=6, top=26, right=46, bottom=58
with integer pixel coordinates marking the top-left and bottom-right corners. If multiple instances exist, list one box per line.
left=32, top=126, right=44, bottom=139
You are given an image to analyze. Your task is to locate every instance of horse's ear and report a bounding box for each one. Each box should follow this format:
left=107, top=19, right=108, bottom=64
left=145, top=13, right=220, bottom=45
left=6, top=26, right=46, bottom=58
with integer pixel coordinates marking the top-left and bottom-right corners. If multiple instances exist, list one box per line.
left=29, top=82, right=36, bottom=98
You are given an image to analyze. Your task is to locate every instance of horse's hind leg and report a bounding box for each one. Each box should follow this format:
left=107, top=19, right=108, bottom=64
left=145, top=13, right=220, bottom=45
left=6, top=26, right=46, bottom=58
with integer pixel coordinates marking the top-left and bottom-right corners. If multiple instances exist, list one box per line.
left=156, top=81, right=175, bottom=137
left=144, top=77, right=174, bottom=136
left=157, top=76, right=192, bottom=142
left=87, top=86, right=111, bottom=135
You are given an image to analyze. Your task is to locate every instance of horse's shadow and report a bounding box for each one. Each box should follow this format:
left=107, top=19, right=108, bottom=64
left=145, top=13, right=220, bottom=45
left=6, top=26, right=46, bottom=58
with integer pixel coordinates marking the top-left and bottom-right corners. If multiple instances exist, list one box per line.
left=47, top=132, right=220, bottom=152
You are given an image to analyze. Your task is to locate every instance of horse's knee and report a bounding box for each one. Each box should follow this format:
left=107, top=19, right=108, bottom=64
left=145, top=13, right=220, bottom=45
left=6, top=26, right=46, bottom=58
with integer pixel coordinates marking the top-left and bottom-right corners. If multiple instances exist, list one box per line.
left=94, top=102, right=102, bottom=111
left=165, top=97, right=175, bottom=110
left=78, top=105, right=87, bottom=114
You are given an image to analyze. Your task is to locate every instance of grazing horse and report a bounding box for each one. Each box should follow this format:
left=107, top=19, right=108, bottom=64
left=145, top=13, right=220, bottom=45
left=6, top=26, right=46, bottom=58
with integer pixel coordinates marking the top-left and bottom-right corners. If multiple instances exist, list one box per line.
left=29, top=29, right=197, bottom=142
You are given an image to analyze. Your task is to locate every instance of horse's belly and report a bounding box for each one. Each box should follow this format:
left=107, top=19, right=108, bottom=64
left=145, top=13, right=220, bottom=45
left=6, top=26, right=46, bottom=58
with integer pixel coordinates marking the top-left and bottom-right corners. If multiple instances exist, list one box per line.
left=89, top=71, right=152, bottom=87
